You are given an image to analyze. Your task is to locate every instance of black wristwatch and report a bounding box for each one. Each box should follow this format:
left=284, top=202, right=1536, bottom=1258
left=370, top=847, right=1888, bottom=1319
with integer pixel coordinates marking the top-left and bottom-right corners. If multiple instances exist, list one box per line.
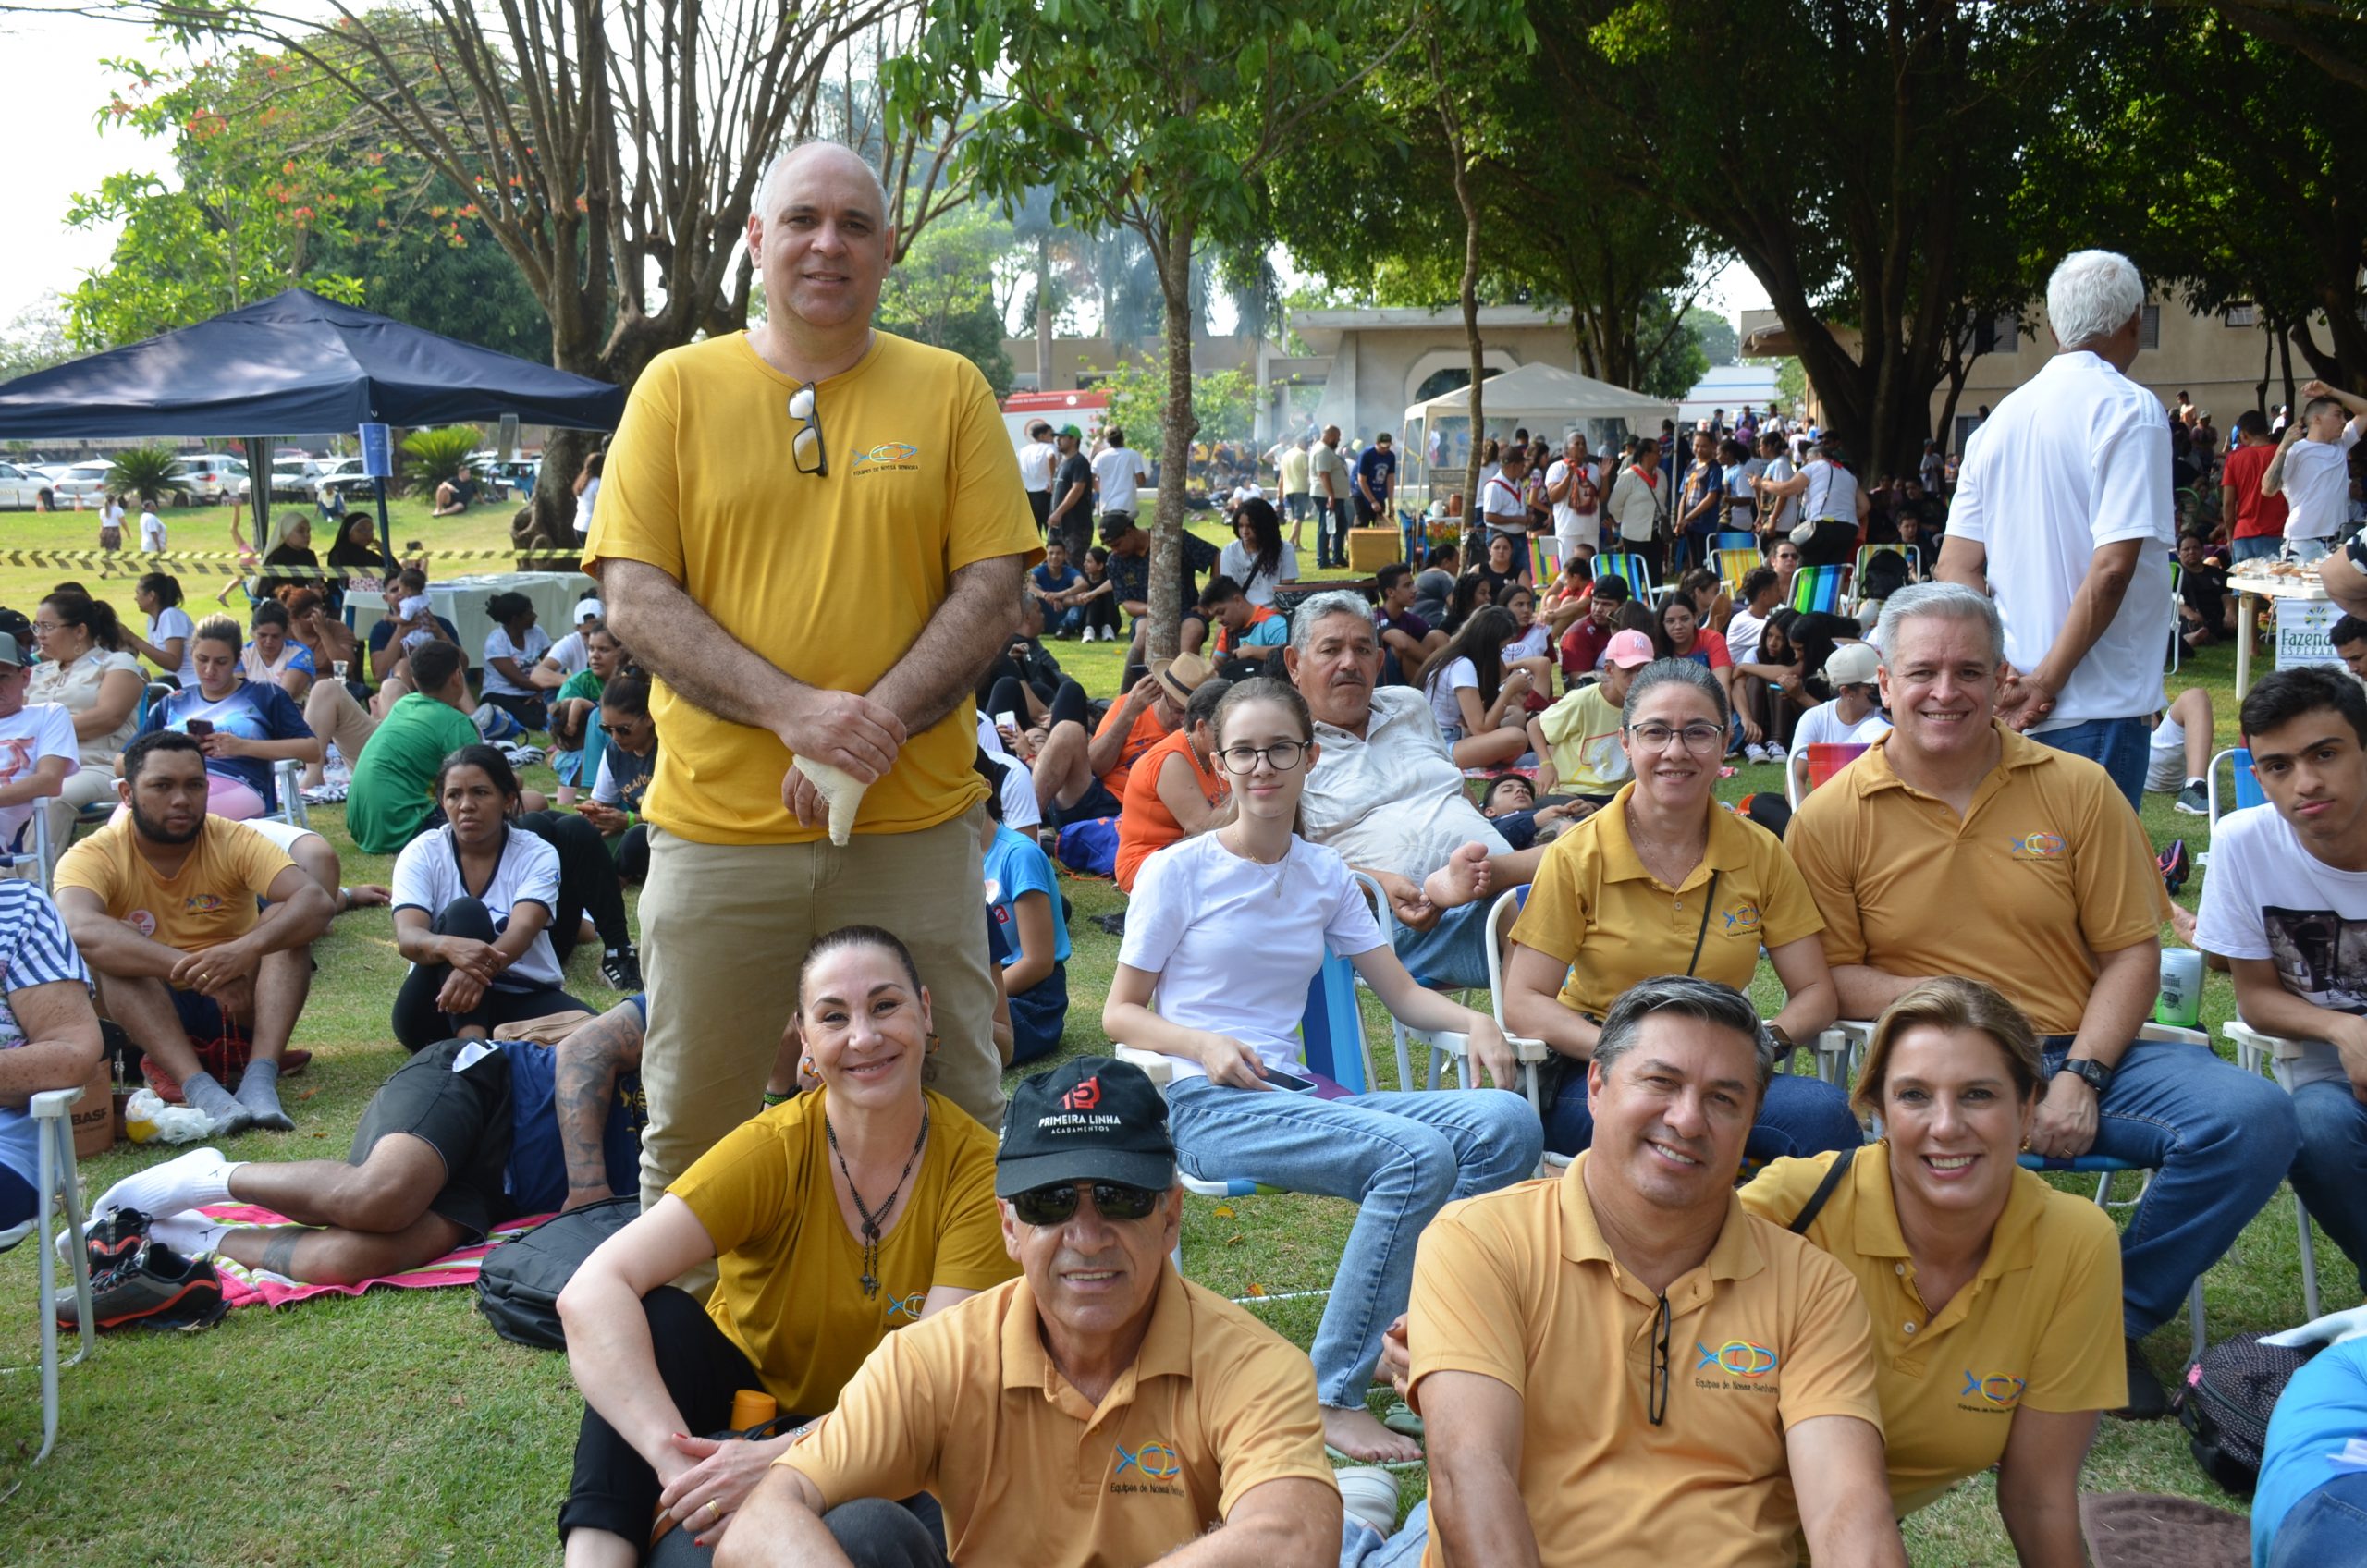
left=1764, top=1023, right=1796, bottom=1055
left=2057, top=1057, right=2114, bottom=1095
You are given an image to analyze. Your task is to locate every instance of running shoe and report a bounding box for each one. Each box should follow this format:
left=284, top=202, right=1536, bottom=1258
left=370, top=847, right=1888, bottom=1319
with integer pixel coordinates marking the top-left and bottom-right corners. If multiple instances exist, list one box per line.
left=600, top=948, right=644, bottom=991
left=71, top=1206, right=152, bottom=1272
left=60, top=1241, right=229, bottom=1333
left=1744, top=743, right=1771, bottom=765
left=2176, top=782, right=2209, bottom=816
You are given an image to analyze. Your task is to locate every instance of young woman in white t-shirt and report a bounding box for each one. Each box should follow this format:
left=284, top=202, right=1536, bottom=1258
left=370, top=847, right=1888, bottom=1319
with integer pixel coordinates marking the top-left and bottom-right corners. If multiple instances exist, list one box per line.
left=1419, top=605, right=1535, bottom=768
left=1104, top=678, right=1540, bottom=1464
left=479, top=591, right=553, bottom=729
left=128, top=570, right=199, bottom=687
left=389, top=745, right=589, bottom=1051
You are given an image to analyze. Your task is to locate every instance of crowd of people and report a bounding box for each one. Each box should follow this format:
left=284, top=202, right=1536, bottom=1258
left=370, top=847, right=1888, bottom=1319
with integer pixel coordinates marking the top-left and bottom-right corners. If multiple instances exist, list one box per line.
left=8, top=168, right=2360, bottom=1568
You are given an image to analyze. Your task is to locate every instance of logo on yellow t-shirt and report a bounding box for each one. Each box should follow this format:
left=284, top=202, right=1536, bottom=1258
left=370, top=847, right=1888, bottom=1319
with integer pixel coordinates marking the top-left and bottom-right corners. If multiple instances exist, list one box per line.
left=1696, top=1339, right=1782, bottom=1379
left=183, top=893, right=229, bottom=915
left=885, top=1290, right=926, bottom=1322
left=1110, top=1439, right=1184, bottom=1494
left=1959, top=1370, right=2027, bottom=1409
left=852, top=441, right=922, bottom=473
left=1720, top=901, right=1763, bottom=935
left=2010, top=831, right=2067, bottom=860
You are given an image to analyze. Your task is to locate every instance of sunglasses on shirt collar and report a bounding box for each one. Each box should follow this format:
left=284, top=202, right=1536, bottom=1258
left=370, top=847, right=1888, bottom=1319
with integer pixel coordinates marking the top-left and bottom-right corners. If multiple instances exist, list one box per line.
left=791, top=383, right=827, bottom=477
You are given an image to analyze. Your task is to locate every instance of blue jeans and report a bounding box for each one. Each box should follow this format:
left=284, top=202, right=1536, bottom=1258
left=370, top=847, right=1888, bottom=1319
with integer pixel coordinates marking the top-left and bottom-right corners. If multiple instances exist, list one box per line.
left=1392, top=901, right=1494, bottom=990
left=2036, top=716, right=2151, bottom=813
left=1544, top=1064, right=1862, bottom=1164
left=2231, top=534, right=2283, bottom=563
left=1341, top=1499, right=1429, bottom=1568
left=2038, top=1037, right=2298, bottom=1337
left=1167, top=1076, right=1542, bottom=1407
left=2289, top=1079, right=2367, bottom=1295
left=2267, top=1470, right=2367, bottom=1568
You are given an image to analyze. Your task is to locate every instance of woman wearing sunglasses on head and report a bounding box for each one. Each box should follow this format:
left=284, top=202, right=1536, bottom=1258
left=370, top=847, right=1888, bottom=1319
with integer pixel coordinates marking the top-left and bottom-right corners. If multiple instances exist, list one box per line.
left=557, top=924, right=1016, bottom=1564
left=1104, top=677, right=1543, bottom=1466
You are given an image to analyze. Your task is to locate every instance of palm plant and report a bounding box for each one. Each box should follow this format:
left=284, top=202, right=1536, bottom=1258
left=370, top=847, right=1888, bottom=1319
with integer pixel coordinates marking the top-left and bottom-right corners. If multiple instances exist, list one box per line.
left=399, top=425, right=484, bottom=496
left=104, top=445, right=186, bottom=507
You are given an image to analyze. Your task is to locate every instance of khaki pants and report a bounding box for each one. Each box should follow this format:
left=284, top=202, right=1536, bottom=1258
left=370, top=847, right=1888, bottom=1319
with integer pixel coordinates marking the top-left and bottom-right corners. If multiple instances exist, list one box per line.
left=635, top=807, right=1004, bottom=1213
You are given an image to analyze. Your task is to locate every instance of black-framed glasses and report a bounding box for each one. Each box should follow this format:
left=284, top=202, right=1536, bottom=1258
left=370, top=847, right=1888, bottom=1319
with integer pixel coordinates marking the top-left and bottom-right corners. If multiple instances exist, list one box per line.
left=598, top=721, right=644, bottom=737
left=1649, top=1292, right=1672, bottom=1427
left=1626, top=722, right=1724, bottom=753
left=790, top=383, right=828, bottom=477
left=1216, top=741, right=1306, bottom=775
left=1010, top=1181, right=1162, bottom=1228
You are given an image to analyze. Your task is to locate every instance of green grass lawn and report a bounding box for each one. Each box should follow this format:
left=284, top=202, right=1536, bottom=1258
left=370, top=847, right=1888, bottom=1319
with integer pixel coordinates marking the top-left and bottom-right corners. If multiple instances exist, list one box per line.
left=0, top=509, right=2330, bottom=1564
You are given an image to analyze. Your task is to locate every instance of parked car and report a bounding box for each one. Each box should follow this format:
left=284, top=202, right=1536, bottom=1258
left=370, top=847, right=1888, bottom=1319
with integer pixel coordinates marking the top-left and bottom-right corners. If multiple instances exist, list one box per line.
left=51, top=461, right=117, bottom=508
left=313, top=458, right=378, bottom=503
left=0, top=460, right=53, bottom=509
left=173, top=453, right=251, bottom=505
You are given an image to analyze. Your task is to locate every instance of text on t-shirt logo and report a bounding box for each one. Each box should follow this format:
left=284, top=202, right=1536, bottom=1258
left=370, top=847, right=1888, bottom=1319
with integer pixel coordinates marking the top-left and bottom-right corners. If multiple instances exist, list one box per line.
left=852, top=442, right=922, bottom=474
left=2010, top=831, right=2067, bottom=860
left=1960, top=1370, right=2027, bottom=1410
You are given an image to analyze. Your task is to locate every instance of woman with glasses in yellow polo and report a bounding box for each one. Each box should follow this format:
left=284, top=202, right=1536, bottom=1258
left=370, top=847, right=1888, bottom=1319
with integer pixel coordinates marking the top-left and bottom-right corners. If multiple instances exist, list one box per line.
left=1741, top=978, right=2124, bottom=1563
left=1502, top=657, right=1861, bottom=1160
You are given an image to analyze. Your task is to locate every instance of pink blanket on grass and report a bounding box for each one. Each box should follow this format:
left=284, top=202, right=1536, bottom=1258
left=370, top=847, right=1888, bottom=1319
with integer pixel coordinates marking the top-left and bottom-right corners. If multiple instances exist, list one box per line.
left=196, top=1203, right=553, bottom=1310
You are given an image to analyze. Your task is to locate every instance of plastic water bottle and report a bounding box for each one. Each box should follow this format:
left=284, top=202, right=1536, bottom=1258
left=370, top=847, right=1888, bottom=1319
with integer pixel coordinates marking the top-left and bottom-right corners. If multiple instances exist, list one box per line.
left=2155, top=949, right=2204, bottom=1030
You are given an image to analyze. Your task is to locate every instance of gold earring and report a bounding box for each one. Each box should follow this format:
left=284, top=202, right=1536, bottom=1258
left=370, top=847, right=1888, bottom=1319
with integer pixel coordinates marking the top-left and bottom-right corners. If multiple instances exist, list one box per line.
left=799, top=1055, right=816, bottom=1077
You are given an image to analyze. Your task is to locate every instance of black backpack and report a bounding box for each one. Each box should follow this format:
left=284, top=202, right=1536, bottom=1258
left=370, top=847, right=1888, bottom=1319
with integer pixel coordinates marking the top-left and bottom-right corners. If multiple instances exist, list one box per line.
left=474, top=1195, right=639, bottom=1349
left=2174, top=1330, right=2321, bottom=1497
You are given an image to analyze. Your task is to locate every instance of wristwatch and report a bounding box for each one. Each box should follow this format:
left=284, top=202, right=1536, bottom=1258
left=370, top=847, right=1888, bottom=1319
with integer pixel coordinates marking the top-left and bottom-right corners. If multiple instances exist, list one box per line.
left=2057, top=1057, right=2114, bottom=1095
left=1764, top=1023, right=1795, bottom=1056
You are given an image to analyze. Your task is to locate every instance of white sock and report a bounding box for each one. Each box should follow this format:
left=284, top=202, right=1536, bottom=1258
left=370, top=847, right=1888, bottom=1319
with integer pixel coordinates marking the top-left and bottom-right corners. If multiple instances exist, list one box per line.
left=92, top=1145, right=240, bottom=1222
left=149, top=1213, right=231, bottom=1257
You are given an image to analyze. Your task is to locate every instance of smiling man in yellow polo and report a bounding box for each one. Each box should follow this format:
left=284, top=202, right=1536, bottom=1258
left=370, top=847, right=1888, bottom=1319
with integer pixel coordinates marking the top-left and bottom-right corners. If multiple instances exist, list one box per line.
left=1351, top=977, right=1903, bottom=1568
left=717, top=1058, right=1343, bottom=1568
left=591, top=140, right=1042, bottom=1210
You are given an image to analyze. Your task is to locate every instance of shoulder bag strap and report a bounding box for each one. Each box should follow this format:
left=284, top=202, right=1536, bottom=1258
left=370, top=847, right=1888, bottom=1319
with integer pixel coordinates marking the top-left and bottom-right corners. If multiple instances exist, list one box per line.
left=1790, top=1144, right=1858, bottom=1234
left=1684, top=869, right=1719, bottom=975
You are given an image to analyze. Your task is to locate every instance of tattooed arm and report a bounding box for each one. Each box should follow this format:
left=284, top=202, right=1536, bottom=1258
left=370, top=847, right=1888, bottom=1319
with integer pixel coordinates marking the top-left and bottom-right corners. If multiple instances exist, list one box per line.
left=554, top=1003, right=648, bottom=1210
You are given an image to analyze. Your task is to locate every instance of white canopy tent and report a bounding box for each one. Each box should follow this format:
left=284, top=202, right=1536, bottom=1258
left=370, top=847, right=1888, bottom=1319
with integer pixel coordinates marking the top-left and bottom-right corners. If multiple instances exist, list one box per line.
left=1402, top=361, right=1674, bottom=504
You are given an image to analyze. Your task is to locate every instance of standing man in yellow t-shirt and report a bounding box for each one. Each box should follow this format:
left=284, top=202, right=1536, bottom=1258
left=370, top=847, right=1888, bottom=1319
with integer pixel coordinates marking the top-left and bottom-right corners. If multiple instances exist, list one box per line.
left=589, top=141, right=1041, bottom=1205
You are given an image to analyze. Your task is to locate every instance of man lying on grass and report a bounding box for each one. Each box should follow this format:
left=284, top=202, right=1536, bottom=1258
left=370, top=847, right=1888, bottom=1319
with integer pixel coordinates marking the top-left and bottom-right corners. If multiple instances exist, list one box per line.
left=81, top=995, right=656, bottom=1285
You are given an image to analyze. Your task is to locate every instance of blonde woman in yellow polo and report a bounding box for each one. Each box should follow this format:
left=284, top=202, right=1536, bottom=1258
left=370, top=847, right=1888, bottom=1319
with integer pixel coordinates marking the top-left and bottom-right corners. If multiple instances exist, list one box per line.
left=1741, top=978, right=2125, bottom=1563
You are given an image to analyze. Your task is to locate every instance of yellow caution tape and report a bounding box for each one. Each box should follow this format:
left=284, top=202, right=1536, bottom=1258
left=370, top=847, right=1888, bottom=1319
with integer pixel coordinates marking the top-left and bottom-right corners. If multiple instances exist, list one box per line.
left=0, top=548, right=587, bottom=580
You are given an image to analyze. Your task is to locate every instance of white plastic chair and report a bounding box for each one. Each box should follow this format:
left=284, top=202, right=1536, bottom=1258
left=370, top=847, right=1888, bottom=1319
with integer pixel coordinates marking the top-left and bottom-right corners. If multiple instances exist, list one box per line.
left=0, top=1086, right=96, bottom=1488
left=2223, top=1021, right=2325, bottom=1323
left=1353, top=872, right=1502, bottom=1096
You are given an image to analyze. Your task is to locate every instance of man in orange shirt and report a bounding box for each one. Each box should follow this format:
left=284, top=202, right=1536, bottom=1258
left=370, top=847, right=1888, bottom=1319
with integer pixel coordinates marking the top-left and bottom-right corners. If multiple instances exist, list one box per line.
left=1025, top=654, right=1208, bottom=827
left=1115, top=678, right=1231, bottom=892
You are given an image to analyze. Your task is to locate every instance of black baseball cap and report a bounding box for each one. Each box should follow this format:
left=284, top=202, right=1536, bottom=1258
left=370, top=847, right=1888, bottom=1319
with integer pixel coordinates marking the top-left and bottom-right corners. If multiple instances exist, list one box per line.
left=996, top=1057, right=1175, bottom=1197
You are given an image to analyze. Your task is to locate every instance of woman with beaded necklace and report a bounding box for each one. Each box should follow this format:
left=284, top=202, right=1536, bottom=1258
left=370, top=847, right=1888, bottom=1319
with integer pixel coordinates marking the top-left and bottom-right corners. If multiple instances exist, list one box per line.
left=556, top=925, right=1016, bottom=1563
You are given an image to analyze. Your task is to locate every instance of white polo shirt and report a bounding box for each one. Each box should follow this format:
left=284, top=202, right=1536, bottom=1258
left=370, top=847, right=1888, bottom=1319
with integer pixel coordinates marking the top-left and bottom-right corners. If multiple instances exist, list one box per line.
left=1944, top=350, right=2174, bottom=729
left=2282, top=423, right=2361, bottom=543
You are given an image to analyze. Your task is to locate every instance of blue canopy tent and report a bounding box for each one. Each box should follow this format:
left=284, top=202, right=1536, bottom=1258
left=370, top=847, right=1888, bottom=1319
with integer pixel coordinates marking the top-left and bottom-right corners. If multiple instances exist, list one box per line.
left=0, top=288, right=623, bottom=437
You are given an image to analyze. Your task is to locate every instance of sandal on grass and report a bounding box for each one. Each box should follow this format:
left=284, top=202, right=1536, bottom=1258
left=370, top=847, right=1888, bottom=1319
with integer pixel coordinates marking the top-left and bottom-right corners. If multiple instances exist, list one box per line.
left=1381, top=1401, right=1424, bottom=1439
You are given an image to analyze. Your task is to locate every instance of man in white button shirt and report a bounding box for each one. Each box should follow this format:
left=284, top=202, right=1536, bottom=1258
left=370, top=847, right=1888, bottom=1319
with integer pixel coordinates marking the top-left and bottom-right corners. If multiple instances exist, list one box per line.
left=1937, top=249, right=2174, bottom=810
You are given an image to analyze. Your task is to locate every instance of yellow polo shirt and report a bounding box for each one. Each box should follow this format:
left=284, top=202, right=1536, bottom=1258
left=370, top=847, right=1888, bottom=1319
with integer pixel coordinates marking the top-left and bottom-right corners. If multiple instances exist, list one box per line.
left=587, top=331, right=1041, bottom=845
left=780, top=1265, right=1335, bottom=1565
left=1509, top=784, right=1824, bottom=1018
left=53, top=815, right=294, bottom=954
left=1407, top=1160, right=1883, bottom=1568
left=1741, top=1145, right=2126, bottom=1515
left=1786, top=724, right=2159, bottom=1035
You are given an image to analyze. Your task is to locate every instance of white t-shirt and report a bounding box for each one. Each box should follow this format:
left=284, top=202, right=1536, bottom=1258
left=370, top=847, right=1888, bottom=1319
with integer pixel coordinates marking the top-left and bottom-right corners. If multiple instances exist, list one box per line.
left=1944, top=349, right=2174, bottom=729
left=139, top=510, right=166, bottom=551
left=1301, top=686, right=1511, bottom=881
left=1217, top=539, right=1299, bottom=607
left=543, top=631, right=593, bottom=680
left=1118, top=831, right=1385, bottom=1081
left=1479, top=472, right=1527, bottom=528
left=1279, top=446, right=1310, bottom=496
left=2195, top=802, right=2367, bottom=1094
left=389, top=824, right=565, bottom=989
left=1800, top=458, right=1858, bottom=523
left=101, top=498, right=125, bottom=533
left=1018, top=439, right=1058, bottom=495
left=2281, top=424, right=2361, bottom=542
left=1792, top=699, right=1892, bottom=752
left=1425, top=656, right=1479, bottom=735
left=0, top=704, right=78, bottom=850
left=1727, top=606, right=1770, bottom=668
left=973, top=715, right=1041, bottom=831
left=1547, top=458, right=1601, bottom=535
left=1091, top=447, right=1149, bottom=514
left=573, top=475, right=600, bottom=536
left=1723, top=462, right=1758, bottom=525
left=147, top=606, right=199, bottom=687
left=481, top=624, right=553, bottom=698
left=1760, top=455, right=1798, bottom=533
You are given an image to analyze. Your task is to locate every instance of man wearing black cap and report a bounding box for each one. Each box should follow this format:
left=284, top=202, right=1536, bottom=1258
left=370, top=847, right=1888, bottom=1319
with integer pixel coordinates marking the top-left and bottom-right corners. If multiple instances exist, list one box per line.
left=719, top=1058, right=1345, bottom=1568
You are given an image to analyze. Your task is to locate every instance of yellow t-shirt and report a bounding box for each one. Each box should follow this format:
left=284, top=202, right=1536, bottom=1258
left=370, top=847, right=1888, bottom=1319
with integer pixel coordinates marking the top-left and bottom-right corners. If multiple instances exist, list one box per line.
left=781, top=1266, right=1335, bottom=1565
left=668, top=1086, right=1017, bottom=1416
left=586, top=331, right=1042, bottom=845
left=1535, top=682, right=1629, bottom=793
left=1740, top=1145, right=2126, bottom=1515
left=1787, top=724, right=2160, bottom=1035
left=1408, top=1159, right=1883, bottom=1568
left=52, top=815, right=295, bottom=953
left=1508, top=785, right=1825, bottom=1018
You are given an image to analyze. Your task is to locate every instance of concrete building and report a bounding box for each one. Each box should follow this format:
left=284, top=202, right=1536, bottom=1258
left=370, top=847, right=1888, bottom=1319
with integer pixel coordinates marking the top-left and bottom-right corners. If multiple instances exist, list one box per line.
left=1742, top=294, right=2316, bottom=454
left=1290, top=305, right=1593, bottom=446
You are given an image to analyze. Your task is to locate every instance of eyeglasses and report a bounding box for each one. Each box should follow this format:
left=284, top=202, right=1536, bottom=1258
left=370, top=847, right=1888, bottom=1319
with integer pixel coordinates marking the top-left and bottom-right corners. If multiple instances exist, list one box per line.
left=790, top=383, right=828, bottom=477
left=1626, top=722, right=1724, bottom=753
left=1009, top=1181, right=1162, bottom=1228
left=598, top=721, right=644, bottom=737
left=1649, top=1292, right=1672, bottom=1426
left=30, top=622, right=61, bottom=635
left=1216, top=741, right=1306, bottom=774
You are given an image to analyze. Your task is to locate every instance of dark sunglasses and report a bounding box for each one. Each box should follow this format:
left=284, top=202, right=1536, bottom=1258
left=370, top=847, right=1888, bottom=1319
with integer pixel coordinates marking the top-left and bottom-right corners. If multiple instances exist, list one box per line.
left=1010, top=1181, right=1162, bottom=1228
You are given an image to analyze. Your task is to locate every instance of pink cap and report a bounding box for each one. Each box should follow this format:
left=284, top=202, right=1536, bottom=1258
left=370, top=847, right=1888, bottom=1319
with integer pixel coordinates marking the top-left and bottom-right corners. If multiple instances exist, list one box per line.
left=1603, top=630, right=1655, bottom=668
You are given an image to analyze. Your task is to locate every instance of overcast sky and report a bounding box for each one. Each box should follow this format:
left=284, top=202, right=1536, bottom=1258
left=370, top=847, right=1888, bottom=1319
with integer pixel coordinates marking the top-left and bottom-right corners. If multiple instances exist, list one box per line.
left=1, top=10, right=1772, bottom=343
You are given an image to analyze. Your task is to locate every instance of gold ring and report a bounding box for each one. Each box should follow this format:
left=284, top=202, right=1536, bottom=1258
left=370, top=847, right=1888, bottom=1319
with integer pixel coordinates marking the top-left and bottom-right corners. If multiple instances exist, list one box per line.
left=705, top=1499, right=720, bottom=1521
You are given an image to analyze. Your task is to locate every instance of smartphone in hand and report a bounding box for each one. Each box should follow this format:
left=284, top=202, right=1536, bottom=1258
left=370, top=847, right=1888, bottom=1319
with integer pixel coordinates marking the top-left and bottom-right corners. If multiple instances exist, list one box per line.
left=184, top=718, right=215, bottom=736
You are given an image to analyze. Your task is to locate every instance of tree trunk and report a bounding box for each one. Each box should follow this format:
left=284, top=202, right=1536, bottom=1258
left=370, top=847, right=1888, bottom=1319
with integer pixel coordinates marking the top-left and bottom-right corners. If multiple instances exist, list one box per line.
left=1443, top=115, right=1485, bottom=518
left=513, top=427, right=600, bottom=549
left=1145, top=212, right=1198, bottom=666
left=2281, top=328, right=2298, bottom=418
left=1036, top=231, right=1057, bottom=390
